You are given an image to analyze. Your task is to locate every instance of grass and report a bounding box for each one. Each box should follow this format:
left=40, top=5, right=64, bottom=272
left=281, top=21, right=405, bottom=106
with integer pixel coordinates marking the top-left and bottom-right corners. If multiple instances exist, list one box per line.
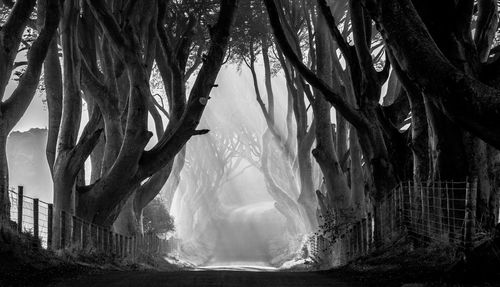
left=0, top=224, right=180, bottom=286
left=322, top=236, right=500, bottom=286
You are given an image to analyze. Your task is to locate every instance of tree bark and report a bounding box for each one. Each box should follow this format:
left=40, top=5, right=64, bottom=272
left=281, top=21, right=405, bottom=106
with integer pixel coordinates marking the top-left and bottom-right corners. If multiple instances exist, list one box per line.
left=370, top=0, right=500, bottom=149
left=311, top=12, right=353, bottom=224
left=38, top=0, right=63, bottom=176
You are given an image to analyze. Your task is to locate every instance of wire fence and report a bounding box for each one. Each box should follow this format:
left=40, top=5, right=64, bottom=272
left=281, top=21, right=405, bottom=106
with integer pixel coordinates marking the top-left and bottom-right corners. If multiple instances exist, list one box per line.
left=399, top=181, right=470, bottom=247
left=8, top=187, right=52, bottom=249
left=309, top=179, right=482, bottom=266
left=7, top=186, right=180, bottom=261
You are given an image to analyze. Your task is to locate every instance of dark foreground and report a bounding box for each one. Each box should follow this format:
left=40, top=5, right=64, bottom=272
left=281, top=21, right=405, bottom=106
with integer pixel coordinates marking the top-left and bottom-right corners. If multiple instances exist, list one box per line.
left=54, top=270, right=366, bottom=287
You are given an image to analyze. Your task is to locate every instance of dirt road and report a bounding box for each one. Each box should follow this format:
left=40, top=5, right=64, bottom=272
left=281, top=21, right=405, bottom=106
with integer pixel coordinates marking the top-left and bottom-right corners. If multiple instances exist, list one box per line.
left=53, top=270, right=369, bottom=287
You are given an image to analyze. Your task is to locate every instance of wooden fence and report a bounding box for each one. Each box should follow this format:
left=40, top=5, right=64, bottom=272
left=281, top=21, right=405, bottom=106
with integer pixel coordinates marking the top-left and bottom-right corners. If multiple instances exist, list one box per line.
left=8, top=186, right=52, bottom=248
left=60, top=210, right=179, bottom=258
left=310, top=179, right=480, bottom=266
left=8, top=186, right=179, bottom=259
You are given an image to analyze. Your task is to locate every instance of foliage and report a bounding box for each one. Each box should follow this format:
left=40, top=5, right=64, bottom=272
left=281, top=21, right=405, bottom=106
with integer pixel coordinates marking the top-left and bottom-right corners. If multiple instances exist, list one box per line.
left=142, top=198, right=175, bottom=234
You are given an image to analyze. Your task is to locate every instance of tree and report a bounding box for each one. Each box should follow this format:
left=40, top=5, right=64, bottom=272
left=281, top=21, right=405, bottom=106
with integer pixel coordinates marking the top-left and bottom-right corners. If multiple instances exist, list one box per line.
left=114, top=0, right=219, bottom=235
left=0, top=0, right=60, bottom=224
left=142, top=198, right=175, bottom=234
left=49, top=0, right=239, bottom=247
left=173, top=124, right=246, bottom=254
left=364, top=0, right=500, bottom=229
left=232, top=0, right=325, bottom=232
left=263, top=0, right=413, bottom=243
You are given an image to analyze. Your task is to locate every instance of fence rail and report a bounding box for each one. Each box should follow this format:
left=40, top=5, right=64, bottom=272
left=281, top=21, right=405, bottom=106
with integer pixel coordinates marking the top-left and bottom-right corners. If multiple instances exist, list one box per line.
left=310, top=179, right=481, bottom=266
left=7, top=186, right=179, bottom=261
left=59, top=210, right=179, bottom=259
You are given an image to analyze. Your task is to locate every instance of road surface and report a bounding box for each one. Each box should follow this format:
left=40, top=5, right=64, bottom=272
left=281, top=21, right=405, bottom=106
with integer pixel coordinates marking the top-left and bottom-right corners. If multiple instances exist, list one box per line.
left=54, top=270, right=367, bottom=287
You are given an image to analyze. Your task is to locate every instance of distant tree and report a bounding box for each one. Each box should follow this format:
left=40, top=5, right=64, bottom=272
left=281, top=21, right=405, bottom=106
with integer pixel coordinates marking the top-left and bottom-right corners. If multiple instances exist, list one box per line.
left=142, top=198, right=175, bottom=234
left=231, top=0, right=321, bottom=232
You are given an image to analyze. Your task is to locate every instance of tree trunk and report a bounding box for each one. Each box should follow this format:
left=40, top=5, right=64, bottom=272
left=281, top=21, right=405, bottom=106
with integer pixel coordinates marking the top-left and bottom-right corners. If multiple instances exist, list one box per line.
left=486, top=146, right=500, bottom=227
left=297, top=130, right=318, bottom=231
left=391, top=58, right=430, bottom=183
left=112, top=194, right=141, bottom=235
left=52, top=152, right=76, bottom=248
left=312, top=12, right=353, bottom=224
left=350, top=129, right=365, bottom=219
left=262, top=130, right=304, bottom=234
left=372, top=0, right=500, bottom=149
left=74, top=0, right=239, bottom=228
left=42, top=24, right=63, bottom=177
left=0, top=127, right=10, bottom=224
left=163, top=147, right=186, bottom=211
left=0, top=0, right=60, bottom=224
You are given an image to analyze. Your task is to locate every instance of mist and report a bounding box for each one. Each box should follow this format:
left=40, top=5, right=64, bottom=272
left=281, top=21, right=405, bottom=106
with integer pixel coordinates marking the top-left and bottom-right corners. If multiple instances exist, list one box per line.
left=7, top=62, right=305, bottom=267
left=166, top=64, right=306, bottom=267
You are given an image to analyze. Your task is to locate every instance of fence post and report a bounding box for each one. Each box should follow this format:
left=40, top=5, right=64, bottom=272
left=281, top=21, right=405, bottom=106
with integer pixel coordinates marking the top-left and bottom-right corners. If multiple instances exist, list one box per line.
left=96, top=226, right=100, bottom=252
left=132, top=236, right=135, bottom=257
left=436, top=181, right=443, bottom=237
left=82, top=222, right=88, bottom=250
left=130, top=237, right=133, bottom=257
left=109, top=231, right=114, bottom=255
left=398, top=184, right=404, bottom=232
left=103, top=228, right=108, bottom=253
left=122, top=236, right=126, bottom=257
left=389, top=189, right=394, bottom=237
left=346, top=227, right=351, bottom=261
left=47, top=204, right=53, bottom=249
left=60, top=210, right=67, bottom=248
left=464, top=178, right=478, bottom=251
left=17, top=186, right=23, bottom=233
left=123, top=235, right=127, bottom=257
left=135, top=236, right=139, bottom=259
left=419, top=182, right=425, bottom=238
left=119, top=234, right=122, bottom=257
left=426, top=183, right=431, bottom=238
left=340, top=233, right=345, bottom=264
left=356, top=222, right=361, bottom=258
left=125, top=237, right=130, bottom=257
left=101, top=229, right=105, bottom=252
left=361, top=218, right=367, bottom=255
left=71, top=216, right=77, bottom=248
left=114, top=233, right=119, bottom=256
left=367, top=213, right=373, bottom=252
left=407, top=181, right=413, bottom=231
left=92, top=224, right=97, bottom=250
left=33, top=198, right=39, bottom=240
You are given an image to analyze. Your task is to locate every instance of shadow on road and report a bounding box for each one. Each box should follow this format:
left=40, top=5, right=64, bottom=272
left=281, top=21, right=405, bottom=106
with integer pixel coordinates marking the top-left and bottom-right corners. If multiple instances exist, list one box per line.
left=53, top=270, right=367, bottom=287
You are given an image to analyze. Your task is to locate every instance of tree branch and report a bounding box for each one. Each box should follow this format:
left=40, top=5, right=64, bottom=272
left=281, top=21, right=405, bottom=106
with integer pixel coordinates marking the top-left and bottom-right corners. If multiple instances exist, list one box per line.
left=0, top=0, right=36, bottom=99
left=264, top=0, right=368, bottom=131
left=2, top=0, right=60, bottom=131
left=138, top=0, right=239, bottom=179
left=373, top=0, right=500, bottom=149
left=475, top=0, right=498, bottom=62
left=69, top=106, right=104, bottom=175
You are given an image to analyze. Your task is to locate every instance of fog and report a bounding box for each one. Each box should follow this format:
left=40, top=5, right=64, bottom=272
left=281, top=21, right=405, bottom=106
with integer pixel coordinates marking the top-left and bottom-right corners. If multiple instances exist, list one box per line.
left=7, top=63, right=305, bottom=267
left=168, top=65, right=305, bottom=266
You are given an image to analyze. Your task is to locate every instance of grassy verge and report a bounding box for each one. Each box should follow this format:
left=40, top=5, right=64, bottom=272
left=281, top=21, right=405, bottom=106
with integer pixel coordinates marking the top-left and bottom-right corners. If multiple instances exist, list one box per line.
left=0, top=226, right=179, bottom=286
left=322, top=236, right=500, bottom=286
